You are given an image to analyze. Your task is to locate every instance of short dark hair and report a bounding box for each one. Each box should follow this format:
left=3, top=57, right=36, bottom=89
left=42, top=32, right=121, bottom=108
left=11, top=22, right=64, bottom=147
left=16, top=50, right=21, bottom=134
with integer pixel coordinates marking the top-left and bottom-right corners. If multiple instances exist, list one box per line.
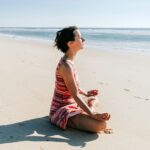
left=54, top=26, right=78, bottom=53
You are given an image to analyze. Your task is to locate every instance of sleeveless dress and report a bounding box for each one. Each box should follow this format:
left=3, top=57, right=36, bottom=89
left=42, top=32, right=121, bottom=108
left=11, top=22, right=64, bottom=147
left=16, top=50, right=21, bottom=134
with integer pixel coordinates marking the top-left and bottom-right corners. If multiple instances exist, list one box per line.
left=49, top=57, right=83, bottom=129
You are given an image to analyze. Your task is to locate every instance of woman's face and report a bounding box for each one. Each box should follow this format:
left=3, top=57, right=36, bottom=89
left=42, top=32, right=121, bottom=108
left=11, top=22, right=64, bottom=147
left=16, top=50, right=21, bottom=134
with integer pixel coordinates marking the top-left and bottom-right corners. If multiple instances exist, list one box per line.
left=69, top=30, right=85, bottom=51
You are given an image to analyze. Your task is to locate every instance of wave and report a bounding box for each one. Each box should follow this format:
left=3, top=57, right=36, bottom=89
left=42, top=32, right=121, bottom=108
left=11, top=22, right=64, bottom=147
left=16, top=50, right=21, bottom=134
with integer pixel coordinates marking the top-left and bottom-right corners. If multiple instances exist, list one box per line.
left=1, top=27, right=150, bottom=53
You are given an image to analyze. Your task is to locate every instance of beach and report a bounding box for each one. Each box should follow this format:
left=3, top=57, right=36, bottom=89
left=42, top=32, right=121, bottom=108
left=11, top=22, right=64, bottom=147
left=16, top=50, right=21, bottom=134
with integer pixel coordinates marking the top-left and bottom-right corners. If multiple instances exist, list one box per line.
left=0, top=36, right=150, bottom=150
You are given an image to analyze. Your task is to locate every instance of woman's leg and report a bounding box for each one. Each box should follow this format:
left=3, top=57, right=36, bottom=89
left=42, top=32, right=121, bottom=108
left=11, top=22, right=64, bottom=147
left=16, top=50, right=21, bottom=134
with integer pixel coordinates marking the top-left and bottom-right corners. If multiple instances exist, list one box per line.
left=67, top=113, right=106, bottom=133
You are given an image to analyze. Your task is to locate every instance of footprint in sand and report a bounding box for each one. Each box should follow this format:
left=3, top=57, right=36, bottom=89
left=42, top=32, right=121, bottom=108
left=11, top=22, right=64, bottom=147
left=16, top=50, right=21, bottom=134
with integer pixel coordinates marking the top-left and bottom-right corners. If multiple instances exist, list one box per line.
left=123, top=88, right=149, bottom=101
left=145, top=98, right=149, bottom=101
left=92, top=72, right=96, bottom=74
left=134, top=96, right=142, bottom=99
left=98, top=82, right=104, bottom=85
left=134, top=96, right=149, bottom=101
left=21, top=59, right=25, bottom=63
left=124, top=89, right=130, bottom=92
left=40, top=147, right=45, bottom=150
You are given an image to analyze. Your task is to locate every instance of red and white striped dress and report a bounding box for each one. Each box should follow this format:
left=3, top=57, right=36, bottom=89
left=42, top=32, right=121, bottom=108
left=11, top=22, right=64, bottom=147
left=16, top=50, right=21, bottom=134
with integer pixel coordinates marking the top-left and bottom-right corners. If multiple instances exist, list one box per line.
left=49, top=57, right=83, bottom=129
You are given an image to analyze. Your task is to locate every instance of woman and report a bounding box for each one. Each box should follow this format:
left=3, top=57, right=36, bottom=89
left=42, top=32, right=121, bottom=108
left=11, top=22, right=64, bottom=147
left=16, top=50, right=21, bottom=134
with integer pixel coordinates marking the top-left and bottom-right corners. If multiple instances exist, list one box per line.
left=49, top=26, right=111, bottom=133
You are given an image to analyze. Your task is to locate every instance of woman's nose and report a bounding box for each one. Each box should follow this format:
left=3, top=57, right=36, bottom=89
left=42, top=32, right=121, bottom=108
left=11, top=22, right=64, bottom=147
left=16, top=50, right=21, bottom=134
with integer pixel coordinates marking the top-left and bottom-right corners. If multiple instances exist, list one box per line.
left=81, top=37, right=85, bottom=42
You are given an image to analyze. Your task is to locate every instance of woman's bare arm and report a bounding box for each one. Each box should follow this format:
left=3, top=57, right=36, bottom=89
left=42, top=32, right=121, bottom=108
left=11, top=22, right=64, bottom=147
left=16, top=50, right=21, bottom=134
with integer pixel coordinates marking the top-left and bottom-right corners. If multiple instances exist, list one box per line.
left=79, top=88, right=88, bottom=96
left=59, top=63, right=93, bottom=115
left=59, top=62, right=111, bottom=121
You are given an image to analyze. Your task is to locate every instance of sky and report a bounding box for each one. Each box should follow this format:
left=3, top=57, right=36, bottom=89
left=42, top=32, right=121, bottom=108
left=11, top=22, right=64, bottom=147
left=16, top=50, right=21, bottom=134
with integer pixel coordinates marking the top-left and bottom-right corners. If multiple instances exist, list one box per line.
left=0, top=0, right=150, bottom=28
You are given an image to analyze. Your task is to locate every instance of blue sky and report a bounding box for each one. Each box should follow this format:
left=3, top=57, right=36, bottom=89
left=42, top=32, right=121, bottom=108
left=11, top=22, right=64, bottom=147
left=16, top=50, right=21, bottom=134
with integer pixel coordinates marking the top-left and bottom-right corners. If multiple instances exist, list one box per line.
left=0, top=0, right=150, bottom=27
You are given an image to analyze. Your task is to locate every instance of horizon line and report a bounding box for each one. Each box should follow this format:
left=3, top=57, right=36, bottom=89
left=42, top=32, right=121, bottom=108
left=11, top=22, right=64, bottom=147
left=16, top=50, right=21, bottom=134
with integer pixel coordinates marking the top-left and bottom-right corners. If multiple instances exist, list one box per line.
left=0, top=26, right=150, bottom=29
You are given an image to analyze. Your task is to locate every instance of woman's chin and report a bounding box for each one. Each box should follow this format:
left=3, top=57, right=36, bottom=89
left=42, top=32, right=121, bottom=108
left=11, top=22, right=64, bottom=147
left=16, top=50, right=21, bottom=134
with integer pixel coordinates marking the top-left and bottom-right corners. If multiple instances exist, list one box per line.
left=80, top=46, right=84, bottom=49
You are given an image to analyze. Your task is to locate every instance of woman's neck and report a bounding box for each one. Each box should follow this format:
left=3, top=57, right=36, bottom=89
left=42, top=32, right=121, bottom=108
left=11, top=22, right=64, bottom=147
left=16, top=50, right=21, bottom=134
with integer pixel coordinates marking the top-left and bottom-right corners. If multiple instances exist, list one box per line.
left=64, top=49, right=77, bottom=61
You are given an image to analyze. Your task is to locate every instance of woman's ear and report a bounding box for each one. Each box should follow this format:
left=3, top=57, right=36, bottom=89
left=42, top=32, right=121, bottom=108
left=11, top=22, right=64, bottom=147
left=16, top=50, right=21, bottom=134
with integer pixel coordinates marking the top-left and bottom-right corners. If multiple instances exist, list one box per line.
left=67, top=41, right=74, bottom=48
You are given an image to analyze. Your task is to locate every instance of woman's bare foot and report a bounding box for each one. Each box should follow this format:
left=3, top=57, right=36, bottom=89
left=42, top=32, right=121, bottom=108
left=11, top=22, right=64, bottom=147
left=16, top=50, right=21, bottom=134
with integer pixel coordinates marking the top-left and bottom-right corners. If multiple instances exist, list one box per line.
left=100, top=128, right=113, bottom=134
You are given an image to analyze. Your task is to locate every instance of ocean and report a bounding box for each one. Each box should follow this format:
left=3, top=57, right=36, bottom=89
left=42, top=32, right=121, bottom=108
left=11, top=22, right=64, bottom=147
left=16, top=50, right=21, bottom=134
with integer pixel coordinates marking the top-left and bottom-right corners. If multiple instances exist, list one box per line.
left=0, top=27, right=150, bottom=53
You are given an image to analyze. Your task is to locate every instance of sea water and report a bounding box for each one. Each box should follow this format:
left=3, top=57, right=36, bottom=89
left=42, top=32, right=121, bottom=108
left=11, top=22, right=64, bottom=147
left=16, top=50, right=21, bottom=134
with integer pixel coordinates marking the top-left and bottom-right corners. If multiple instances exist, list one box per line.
left=0, top=27, right=150, bottom=53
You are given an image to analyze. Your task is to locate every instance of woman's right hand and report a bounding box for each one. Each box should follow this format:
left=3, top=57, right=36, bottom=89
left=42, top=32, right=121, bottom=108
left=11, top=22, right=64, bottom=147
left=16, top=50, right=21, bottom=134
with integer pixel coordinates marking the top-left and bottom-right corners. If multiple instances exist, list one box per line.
left=87, top=89, right=99, bottom=97
left=91, top=112, right=111, bottom=121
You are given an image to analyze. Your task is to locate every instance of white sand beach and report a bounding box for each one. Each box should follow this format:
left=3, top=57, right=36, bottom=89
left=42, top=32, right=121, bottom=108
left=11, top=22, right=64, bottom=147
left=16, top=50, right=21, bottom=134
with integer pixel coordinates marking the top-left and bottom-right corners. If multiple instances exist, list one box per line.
left=0, top=36, right=150, bottom=150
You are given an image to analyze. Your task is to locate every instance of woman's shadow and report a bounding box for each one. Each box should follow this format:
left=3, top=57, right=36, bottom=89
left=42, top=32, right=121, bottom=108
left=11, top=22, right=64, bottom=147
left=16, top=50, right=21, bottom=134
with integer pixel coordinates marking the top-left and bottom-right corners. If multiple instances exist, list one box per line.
left=0, top=116, right=99, bottom=147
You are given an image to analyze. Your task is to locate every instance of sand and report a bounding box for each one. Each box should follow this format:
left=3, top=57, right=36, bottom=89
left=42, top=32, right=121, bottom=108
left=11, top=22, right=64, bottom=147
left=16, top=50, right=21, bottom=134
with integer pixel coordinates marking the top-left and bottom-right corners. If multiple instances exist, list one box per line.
left=0, top=36, right=150, bottom=150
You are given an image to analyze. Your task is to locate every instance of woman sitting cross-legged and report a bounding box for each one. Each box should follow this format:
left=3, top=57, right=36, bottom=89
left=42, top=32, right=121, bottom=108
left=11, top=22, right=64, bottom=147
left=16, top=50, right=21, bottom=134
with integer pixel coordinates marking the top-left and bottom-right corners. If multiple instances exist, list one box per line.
left=49, top=26, right=112, bottom=133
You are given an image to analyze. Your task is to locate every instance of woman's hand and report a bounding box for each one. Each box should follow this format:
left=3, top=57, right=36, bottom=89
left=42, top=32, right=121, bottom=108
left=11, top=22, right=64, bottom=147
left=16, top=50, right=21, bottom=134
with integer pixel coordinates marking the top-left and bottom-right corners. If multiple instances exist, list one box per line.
left=87, top=89, right=99, bottom=97
left=91, top=112, right=111, bottom=121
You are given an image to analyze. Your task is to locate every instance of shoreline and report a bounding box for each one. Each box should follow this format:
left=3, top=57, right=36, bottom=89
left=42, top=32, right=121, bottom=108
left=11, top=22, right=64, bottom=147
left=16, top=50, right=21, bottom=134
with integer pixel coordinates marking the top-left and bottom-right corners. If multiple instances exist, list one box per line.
left=0, top=34, right=150, bottom=55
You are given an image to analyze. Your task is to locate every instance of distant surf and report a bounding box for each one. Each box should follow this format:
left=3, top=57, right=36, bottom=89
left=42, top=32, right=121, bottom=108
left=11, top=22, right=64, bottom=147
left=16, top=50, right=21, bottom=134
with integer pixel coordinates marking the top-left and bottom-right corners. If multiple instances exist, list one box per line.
left=1, top=27, right=150, bottom=53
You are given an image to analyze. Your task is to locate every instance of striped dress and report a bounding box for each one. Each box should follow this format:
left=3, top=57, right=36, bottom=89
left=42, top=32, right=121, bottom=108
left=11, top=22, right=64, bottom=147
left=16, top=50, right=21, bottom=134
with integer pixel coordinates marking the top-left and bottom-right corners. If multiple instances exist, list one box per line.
left=49, top=57, right=83, bottom=129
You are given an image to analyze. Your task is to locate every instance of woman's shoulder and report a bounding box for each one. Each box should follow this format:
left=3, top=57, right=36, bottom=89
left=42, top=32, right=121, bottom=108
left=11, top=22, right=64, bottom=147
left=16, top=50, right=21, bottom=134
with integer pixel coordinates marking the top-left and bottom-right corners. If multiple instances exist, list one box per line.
left=58, top=58, right=74, bottom=75
left=60, top=60, right=72, bottom=70
left=60, top=57, right=74, bottom=68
